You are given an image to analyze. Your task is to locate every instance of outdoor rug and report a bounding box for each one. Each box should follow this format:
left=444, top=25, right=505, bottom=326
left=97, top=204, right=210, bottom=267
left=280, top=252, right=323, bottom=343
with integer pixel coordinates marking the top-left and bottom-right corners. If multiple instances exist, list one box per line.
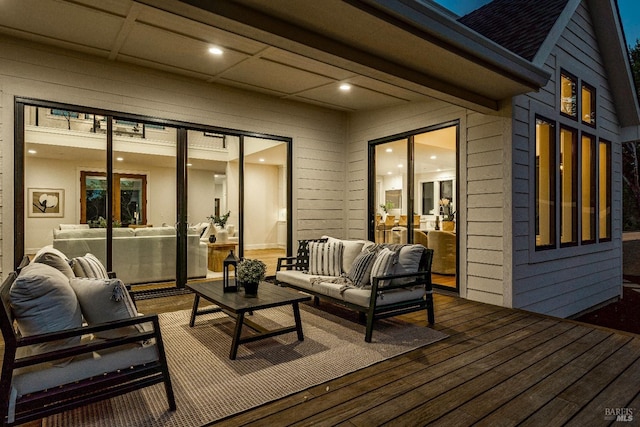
left=44, top=303, right=448, bottom=427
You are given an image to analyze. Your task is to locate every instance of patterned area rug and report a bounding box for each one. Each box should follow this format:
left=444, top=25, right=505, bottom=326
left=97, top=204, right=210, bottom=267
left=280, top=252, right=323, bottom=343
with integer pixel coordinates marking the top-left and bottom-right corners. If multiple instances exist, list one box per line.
left=44, top=304, right=448, bottom=427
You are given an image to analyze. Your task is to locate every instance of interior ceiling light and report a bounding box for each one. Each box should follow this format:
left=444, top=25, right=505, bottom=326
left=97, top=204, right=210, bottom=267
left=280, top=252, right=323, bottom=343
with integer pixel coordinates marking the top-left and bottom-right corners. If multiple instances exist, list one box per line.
left=398, top=164, right=403, bottom=168
left=339, top=83, right=352, bottom=91
left=208, top=46, right=223, bottom=55
left=386, top=148, right=393, bottom=153
left=28, top=149, right=37, bottom=154
left=259, top=158, right=265, bottom=162
left=430, top=155, right=437, bottom=159
left=187, top=163, right=193, bottom=167
left=387, top=171, right=392, bottom=175
left=116, top=157, right=124, bottom=161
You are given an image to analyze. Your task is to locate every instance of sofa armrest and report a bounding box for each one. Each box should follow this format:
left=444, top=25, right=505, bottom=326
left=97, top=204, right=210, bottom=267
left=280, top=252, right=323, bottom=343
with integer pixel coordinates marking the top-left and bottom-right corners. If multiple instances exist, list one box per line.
left=15, top=314, right=160, bottom=368
left=276, top=256, right=298, bottom=271
left=370, top=270, right=431, bottom=293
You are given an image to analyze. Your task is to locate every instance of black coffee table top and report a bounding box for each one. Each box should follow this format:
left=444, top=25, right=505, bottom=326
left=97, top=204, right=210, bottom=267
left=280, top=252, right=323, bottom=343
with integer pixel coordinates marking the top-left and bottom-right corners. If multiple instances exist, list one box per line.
left=186, top=281, right=311, bottom=314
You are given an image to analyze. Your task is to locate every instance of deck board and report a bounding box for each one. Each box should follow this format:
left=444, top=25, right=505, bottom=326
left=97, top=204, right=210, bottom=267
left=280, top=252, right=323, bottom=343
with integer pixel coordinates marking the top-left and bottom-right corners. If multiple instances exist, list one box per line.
left=208, top=292, right=640, bottom=426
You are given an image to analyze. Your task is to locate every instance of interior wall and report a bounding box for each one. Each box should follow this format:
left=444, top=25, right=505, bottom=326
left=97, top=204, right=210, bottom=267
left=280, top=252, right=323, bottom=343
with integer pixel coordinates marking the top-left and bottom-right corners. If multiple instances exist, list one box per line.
left=0, top=35, right=348, bottom=275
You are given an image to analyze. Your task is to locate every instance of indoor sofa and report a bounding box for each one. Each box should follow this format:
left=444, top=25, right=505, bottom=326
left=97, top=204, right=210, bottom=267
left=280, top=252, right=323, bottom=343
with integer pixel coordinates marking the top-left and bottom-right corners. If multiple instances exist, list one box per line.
left=276, top=236, right=434, bottom=342
left=52, top=226, right=207, bottom=284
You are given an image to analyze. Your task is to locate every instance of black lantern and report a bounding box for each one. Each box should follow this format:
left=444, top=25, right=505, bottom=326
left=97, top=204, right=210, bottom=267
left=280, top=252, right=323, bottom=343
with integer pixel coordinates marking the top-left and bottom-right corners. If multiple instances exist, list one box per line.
left=223, top=250, right=238, bottom=292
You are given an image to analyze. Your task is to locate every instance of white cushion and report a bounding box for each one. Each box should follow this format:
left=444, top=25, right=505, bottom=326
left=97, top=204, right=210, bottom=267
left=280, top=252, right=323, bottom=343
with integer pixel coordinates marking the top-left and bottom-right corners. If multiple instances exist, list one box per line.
left=59, top=224, right=90, bottom=230
left=10, top=263, right=83, bottom=355
left=342, top=287, right=425, bottom=307
left=69, top=277, right=142, bottom=339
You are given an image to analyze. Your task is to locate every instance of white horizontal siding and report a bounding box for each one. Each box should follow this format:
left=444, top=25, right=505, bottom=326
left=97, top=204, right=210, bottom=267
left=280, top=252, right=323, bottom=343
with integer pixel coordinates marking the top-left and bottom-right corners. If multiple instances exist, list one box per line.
left=511, top=1, right=623, bottom=317
left=0, top=36, right=349, bottom=272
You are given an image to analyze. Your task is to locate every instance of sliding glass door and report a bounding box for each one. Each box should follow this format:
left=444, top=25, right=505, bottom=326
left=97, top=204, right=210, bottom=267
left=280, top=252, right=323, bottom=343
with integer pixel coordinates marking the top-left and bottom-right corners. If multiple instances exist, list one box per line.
left=370, top=122, right=459, bottom=290
left=16, top=98, right=292, bottom=287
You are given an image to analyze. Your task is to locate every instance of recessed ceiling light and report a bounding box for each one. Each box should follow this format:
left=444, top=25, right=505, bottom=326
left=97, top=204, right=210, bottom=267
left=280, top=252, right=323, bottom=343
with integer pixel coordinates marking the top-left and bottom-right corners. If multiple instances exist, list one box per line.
left=398, top=164, right=403, bottom=168
left=28, top=149, right=37, bottom=154
left=208, top=46, right=223, bottom=55
left=387, top=171, right=392, bottom=175
left=386, top=148, right=393, bottom=153
left=259, top=158, right=265, bottom=162
left=339, top=83, right=352, bottom=91
left=187, top=163, right=193, bottom=167
left=116, top=157, right=124, bottom=161
left=430, top=155, right=437, bottom=159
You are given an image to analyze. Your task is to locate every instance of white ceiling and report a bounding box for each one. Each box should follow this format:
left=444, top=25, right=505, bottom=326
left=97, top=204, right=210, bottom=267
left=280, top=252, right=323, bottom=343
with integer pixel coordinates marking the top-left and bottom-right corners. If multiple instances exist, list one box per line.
left=0, top=0, right=547, bottom=113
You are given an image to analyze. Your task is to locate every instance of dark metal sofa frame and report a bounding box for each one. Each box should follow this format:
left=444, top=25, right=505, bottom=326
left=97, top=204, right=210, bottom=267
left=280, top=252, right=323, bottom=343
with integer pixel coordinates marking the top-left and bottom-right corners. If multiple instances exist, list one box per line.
left=0, top=271, right=176, bottom=426
left=276, top=240, right=435, bottom=342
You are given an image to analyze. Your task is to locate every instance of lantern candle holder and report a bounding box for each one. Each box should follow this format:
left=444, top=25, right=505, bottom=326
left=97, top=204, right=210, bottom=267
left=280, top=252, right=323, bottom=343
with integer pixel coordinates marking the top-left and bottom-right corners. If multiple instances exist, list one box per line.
left=223, top=250, right=239, bottom=292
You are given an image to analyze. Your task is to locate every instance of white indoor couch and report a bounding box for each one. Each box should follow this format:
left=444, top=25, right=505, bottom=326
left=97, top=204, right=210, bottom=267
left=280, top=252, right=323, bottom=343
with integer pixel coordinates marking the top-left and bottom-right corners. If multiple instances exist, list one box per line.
left=52, top=226, right=207, bottom=284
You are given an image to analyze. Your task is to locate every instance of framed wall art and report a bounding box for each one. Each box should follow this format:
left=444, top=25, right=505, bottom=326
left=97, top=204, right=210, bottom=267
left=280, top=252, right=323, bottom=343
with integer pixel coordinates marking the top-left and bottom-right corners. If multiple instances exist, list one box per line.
left=28, top=188, right=64, bottom=217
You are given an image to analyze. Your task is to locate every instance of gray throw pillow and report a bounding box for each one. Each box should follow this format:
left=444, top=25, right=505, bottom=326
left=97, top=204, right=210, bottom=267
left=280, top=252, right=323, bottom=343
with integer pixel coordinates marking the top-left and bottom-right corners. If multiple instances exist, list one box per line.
left=69, top=277, right=143, bottom=339
left=33, top=251, right=74, bottom=279
left=10, top=263, right=83, bottom=356
left=390, top=245, right=424, bottom=285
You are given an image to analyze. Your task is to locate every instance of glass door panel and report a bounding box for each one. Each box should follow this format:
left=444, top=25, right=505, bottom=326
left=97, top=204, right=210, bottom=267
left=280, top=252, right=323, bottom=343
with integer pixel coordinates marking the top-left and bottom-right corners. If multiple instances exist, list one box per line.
left=24, top=107, right=107, bottom=265
left=375, top=139, right=407, bottom=244
left=413, top=126, right=457, bottom=289
left=243, top=137, right=288, bottom=276
left=111, top=119, right=178, bottom=285
left=187, top=130, right=239, bottom=280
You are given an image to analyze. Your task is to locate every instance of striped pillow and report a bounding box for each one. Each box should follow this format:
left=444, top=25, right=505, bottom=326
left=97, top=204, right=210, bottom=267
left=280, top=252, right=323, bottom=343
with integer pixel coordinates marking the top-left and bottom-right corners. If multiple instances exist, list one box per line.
left=72, top=253, right=109, bottom=279
left=347, top=250, right=377, bottom=288
left=370, top=248, right=397, bottom=288
left=308, top=241, right=343, bottom=276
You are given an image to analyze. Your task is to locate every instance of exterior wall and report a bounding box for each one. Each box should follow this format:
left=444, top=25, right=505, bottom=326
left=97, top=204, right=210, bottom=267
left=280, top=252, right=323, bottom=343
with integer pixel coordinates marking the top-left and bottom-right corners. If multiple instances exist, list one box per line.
left=511, top=1, right=623, bottom=317
left=347, top=100, right=513, bottom=306
left=0, top=36, right=348, bottom=276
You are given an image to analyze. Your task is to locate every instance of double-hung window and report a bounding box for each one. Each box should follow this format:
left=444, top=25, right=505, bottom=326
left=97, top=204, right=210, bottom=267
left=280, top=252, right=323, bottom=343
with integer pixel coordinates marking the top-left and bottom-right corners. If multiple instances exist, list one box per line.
left=535, top=69, right=611, bottom=250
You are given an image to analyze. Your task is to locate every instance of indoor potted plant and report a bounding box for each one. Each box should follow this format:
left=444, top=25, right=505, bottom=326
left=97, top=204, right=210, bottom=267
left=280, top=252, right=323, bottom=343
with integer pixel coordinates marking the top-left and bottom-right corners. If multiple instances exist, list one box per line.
left=237, top=258, right=266, bottom=296
left=207, top=211, right=231, bottom=242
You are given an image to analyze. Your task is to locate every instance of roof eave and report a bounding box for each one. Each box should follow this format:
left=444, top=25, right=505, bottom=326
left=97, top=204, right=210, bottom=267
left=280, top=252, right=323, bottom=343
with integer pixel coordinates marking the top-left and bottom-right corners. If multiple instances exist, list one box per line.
left=350, top=0, right=551, bottom=90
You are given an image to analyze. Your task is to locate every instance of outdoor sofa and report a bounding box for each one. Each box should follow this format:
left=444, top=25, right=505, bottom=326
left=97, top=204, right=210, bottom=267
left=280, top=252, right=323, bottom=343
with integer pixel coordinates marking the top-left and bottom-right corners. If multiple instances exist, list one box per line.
left=275, top=236, right=434, bottom=342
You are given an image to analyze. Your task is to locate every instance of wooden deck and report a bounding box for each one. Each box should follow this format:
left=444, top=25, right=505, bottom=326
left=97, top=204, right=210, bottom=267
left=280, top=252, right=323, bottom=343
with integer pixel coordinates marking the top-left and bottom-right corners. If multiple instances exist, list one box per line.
left=203, top=292, right=640, bottom=426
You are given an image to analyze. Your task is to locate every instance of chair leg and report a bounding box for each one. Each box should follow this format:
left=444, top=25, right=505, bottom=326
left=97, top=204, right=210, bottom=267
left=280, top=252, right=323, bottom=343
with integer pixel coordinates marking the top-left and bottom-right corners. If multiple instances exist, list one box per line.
left=426, top=292, right=435, bottom=325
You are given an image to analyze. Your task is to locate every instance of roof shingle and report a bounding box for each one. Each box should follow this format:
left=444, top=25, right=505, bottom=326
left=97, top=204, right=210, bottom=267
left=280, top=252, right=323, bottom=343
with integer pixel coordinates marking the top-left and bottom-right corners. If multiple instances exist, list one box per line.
left=458, top=0, right=569, bottom=61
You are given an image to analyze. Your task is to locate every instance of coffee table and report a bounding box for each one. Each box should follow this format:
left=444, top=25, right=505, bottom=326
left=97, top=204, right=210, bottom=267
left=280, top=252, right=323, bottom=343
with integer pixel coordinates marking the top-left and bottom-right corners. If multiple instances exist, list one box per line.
left=186, top=281, right=311, bottom=359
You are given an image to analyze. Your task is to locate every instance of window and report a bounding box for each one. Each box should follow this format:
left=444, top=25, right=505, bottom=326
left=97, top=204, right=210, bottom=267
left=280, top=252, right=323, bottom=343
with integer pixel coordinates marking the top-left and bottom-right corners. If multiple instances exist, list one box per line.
left=534, top=70, right=610, bottom=250
left=581, top=134, right=596, bottom=243
left=560, top=127, right=577, bottom=246
left=560, top=72, right=577, bottom=118
left=581, top=83, right=596, bottom=126
left=80, top=172, right=148, bottom=227
left=599, top=140, right=611, bottom=240
left=536, top=117, right=556, bottom=248
left=421, top=182, right=434, bottom=215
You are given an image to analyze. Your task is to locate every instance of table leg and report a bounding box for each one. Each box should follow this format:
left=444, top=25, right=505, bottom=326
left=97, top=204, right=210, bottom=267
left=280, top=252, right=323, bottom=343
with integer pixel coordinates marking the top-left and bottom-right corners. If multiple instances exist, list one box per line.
left=189, top=294, right=200, bottom=327
left=230, top=312, right=245, bottom=360
left=292, top=302, right=304, bottom=341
